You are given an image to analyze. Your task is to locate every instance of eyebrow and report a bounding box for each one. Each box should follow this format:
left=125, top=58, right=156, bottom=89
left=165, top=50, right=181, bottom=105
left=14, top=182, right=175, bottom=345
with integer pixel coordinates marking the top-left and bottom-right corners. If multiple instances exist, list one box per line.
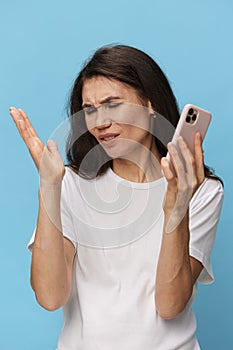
left=82, top=96, right=122, bottom=109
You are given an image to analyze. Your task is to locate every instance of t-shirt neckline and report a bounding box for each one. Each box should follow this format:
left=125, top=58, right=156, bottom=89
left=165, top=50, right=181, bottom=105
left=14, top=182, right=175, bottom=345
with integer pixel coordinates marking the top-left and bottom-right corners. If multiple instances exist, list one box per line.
left=107, top=167, right=166, bottom=189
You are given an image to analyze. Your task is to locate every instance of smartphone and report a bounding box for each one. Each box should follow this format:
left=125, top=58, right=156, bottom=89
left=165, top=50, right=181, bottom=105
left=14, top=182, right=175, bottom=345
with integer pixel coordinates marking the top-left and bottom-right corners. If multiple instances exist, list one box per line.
left=166, top=104, right=212, bottom=174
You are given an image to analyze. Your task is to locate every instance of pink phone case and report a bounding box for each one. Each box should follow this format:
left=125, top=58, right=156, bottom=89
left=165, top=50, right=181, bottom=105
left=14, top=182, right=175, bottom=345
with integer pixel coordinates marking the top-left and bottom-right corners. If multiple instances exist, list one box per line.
left=166, top=104, right=212, bottom=173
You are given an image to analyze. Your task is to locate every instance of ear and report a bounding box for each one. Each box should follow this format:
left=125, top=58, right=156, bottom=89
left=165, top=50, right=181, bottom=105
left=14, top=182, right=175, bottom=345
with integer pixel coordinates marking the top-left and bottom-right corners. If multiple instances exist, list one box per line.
left=147, top=100, right=156, bottom=131
left=147, top=100, right=155, bottom=115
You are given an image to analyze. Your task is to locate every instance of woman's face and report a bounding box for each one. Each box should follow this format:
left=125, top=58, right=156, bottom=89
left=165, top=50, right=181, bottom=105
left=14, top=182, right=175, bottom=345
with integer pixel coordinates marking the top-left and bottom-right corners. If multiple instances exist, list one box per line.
left=82, top=76, right=155, bottom=159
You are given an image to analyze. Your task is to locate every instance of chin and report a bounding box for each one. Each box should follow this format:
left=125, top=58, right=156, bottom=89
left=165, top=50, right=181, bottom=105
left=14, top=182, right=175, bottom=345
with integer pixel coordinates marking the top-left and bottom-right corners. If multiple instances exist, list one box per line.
left=102, top=148, right=124, bottom=159
left=102, top=145, right=135, bottom=161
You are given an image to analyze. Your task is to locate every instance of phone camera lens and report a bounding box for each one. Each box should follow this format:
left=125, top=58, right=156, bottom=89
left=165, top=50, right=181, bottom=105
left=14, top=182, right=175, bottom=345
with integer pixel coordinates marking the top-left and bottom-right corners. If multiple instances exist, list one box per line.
left=192, top=114, right=197, bottom=121
left=188, top=108, right=194, bottom=115
left=186, top=116, right=191, bottom=123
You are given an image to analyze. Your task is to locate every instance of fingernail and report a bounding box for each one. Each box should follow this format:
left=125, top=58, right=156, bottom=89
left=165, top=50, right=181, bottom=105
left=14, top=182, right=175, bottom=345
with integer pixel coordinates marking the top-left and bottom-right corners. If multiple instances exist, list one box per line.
left=167, top=142, right=172, bottom=148
left=161, top=157, right=167, bottom=165
left=178, top=136, right=184, bottom=144
left=168, top=142, right=175, bottom=151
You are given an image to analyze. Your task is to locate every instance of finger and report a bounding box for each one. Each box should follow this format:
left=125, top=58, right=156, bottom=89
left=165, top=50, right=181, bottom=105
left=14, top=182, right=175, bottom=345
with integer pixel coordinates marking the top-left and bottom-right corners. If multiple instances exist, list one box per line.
left=194, top=132, right=205, bottom=183
left=167, top=142, right=186, bottom=186
left=161, top=157, right=177, bottom=212
left=10, top=107, right=35, bottom=139
left=46, top=139, right=59, bottom=154
left=18, top=119, right=36, bottom=148
left=18, top=119, right=44, bottom=169
left=10, top=109, right=34, bottom=147
left=10, top=108, right=29, bottom=141
left=10, top=108, right=45, bottom=170
left=177, top=136, right=197, bottom=190
left=18, top=108, right=39, bottom=138
left=9, top=107, right=23, bottom=128
left=161, top=157, right=175, bottom=182
left=16, top=109, right=33, bottom=138
left=10, top=107, right=44, bottom=150
left=45, top=140, right=64, bottom=175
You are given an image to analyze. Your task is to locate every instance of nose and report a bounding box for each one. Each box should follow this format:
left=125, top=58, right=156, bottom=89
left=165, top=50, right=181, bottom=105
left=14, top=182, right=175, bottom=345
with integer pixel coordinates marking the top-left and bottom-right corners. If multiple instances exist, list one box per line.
left=85, top=104, right=113, bottom=131
left=95, top=119, right=112, bottom=130
left=94, top=107, right=112, bottom=129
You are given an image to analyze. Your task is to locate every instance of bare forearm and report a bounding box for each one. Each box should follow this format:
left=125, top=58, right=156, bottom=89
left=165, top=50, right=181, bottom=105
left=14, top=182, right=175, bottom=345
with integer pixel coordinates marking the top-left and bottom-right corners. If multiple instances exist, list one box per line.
left=9, top=108, right=70, bottom=310
left=155, top=212, right=193, bottom=319
left=31, top=184, right=70, bottom=311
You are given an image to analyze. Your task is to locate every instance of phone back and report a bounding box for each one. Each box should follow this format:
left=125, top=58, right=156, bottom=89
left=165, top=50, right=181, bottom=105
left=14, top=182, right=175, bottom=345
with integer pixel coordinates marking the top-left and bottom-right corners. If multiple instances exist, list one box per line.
left=167, top=104, right=212, bottom=173
left=173, top=104, right=212, bottom=154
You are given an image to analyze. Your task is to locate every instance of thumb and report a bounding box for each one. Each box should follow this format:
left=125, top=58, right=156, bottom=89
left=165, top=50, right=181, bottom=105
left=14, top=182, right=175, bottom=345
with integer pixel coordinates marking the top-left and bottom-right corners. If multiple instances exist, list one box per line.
left=46, top=139, right=58, bottom=154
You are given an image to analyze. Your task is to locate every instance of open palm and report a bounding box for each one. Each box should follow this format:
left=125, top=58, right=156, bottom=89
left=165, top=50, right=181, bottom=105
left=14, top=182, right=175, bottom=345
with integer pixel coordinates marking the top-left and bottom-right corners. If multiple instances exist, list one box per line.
left=9, top=107, right=65, bottom=184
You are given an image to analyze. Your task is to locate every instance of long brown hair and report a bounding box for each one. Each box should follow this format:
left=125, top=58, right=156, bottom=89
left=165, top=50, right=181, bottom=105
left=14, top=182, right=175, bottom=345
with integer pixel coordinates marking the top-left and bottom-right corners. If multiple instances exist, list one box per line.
left=66, top=44, right=223, bottom=184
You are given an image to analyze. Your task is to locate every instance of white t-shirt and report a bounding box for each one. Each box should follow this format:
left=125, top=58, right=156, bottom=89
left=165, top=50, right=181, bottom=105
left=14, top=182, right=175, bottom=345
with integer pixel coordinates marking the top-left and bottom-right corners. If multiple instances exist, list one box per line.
left=28, top=166, right=224, bottom=350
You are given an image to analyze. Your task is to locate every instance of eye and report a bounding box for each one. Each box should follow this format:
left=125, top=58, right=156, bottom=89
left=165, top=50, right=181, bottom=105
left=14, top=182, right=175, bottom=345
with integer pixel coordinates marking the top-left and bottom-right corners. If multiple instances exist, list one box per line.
left=84, top=106, right=97, bottom=115
left=105, top=102, right=122, bottom=109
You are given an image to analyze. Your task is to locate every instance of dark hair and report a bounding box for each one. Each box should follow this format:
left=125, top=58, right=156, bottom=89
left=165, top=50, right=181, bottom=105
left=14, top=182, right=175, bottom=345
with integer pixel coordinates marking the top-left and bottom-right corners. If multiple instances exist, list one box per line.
left=66, top=44, right=223, bottom=184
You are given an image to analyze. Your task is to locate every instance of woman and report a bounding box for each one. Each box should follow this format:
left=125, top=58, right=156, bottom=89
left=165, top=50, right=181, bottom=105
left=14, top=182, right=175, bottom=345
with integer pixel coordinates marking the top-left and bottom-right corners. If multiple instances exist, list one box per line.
left=10, top=45, right=224, bottom=350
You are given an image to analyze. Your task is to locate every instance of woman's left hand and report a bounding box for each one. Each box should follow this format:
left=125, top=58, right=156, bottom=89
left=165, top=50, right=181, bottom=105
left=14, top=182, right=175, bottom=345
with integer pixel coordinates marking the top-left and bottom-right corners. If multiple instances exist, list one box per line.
left=161, top=132, right=205, bottom=233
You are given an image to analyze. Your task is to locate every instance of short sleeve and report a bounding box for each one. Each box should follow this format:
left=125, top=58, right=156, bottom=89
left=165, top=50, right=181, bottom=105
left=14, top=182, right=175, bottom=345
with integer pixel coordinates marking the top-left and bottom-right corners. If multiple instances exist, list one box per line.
left=27, top=168, right=78, bottom=253
left=59, top=184, right=78, bottom=251
left=189, top=178, right=224, bottom=284
left=27, top=228, right=36, bottom=252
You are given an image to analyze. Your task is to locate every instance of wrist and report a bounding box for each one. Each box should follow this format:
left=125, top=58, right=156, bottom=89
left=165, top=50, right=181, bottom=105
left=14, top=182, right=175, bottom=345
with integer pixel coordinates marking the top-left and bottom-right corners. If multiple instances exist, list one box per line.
left=40, top=176, right=63, bottom=188
left=39, top=180, right=62, bottom=193
left=163, top=209, right=189, bottom=234
left=163, top=207, right=189, bottom=218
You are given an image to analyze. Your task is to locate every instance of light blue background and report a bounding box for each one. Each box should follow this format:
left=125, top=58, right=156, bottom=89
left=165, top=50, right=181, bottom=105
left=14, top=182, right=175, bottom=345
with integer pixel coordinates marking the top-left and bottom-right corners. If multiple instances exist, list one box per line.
left=1, top=1, right=232, bottom=349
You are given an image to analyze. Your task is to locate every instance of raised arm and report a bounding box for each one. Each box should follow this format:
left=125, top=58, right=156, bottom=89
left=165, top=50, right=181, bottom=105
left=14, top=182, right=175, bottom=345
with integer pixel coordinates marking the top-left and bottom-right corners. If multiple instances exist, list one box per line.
left=155, top=133, right=205, bottom=319
left=10, top=107, right=76, bottom=311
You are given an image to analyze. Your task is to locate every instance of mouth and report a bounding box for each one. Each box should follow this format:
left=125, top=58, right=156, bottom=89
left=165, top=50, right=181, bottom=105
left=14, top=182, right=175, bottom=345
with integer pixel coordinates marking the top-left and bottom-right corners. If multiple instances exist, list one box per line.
left=99, top=133, right=120, bottom=145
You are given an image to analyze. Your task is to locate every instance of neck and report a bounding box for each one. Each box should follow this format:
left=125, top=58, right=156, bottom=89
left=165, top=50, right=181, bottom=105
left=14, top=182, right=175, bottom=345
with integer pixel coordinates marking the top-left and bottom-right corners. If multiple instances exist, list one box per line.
left=112, top=141, right=162, bottom=183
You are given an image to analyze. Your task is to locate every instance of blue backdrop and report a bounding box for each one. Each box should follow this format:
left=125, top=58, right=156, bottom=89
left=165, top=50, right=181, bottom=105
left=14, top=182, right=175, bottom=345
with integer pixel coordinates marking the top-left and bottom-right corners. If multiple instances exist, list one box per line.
left=1, top=1, right=232, bottom=349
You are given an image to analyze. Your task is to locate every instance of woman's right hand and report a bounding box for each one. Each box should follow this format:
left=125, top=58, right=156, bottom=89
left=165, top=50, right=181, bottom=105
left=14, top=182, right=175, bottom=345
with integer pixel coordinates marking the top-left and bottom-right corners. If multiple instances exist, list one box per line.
left=9, top=107, right=65, bottom=185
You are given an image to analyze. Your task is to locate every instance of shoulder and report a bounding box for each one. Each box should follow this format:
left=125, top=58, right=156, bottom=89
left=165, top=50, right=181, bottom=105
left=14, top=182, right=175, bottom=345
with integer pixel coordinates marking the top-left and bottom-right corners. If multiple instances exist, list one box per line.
left=62, top=165, right=109, bottom=196
left=193, top=177, right=223, bottom=198
left=64, top=165, right=79, bottom=181
left=62, top=166, right=86, bottom=187
left=190, top=177, right=224, bottom=211
left=61, top=166, right=82, bottom=199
